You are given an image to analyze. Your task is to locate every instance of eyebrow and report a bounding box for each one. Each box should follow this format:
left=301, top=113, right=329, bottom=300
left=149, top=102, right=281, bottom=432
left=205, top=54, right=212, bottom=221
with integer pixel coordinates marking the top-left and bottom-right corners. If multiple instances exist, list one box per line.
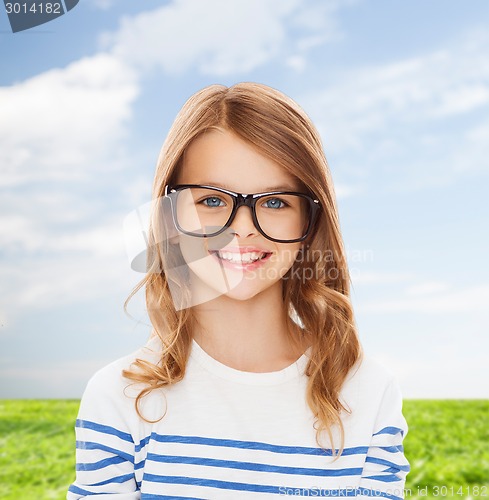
left=197, top=181, right=299, bottom=192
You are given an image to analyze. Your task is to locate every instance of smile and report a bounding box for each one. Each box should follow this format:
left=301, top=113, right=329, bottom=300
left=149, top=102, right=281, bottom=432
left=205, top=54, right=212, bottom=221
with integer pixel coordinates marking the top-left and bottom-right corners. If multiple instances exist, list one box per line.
left=209, top=250, right=273, bottom=269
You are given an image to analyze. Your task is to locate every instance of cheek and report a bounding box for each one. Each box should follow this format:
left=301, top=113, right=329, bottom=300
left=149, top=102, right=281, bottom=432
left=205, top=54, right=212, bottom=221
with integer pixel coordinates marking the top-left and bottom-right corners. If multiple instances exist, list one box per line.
left=250, top=247, right=301, bottom=282
left=273, top=246, right=302, bottom=268
left=178, top=234, right=208, bottom=264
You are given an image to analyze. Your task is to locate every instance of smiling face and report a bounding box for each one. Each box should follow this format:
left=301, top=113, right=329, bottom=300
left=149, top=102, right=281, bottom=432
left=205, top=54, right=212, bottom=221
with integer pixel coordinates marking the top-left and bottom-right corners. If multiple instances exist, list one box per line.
left=172, top=128, right=304, bottom=304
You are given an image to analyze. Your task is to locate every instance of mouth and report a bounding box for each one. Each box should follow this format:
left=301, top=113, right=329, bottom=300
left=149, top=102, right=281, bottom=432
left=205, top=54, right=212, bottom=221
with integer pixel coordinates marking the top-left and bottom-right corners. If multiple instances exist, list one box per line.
left=208, top=250, right=273, bottom=269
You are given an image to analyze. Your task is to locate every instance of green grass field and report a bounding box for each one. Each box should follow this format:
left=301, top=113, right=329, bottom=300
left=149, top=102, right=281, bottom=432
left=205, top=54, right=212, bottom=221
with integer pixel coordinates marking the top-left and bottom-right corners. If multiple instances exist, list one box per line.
left=0, top=400, right=487, bottom=499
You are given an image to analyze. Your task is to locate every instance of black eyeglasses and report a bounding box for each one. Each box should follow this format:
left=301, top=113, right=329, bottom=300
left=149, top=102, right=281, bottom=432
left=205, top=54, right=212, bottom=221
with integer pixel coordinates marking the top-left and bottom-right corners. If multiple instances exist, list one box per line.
left=163, top=184, right=321, bottom=243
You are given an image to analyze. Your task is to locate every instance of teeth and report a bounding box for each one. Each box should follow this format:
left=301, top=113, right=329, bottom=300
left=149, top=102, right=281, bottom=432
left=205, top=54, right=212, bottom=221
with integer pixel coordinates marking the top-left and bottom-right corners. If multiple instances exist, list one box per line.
left=217, top=251, right=266, bottom=263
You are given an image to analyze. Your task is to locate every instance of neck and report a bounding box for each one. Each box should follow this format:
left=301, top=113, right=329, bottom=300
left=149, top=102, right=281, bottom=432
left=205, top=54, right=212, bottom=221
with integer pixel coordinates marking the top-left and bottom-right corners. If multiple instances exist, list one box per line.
left=190, top=281, right=309, bottom=372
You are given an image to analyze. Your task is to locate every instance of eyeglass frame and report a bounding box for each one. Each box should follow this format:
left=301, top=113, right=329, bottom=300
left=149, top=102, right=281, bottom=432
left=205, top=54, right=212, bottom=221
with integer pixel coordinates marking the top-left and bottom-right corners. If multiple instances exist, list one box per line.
left=163, top=184, right=321, bottom=243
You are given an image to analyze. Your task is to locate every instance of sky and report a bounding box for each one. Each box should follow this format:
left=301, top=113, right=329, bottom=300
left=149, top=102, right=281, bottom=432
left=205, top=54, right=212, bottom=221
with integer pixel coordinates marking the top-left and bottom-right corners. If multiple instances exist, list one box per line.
left=0, top=0, right=488, bottom=399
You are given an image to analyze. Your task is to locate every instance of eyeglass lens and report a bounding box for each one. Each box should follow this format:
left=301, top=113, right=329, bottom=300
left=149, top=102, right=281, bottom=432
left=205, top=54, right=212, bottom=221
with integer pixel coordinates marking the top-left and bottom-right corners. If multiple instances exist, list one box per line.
left=174, top=187, right=311, bottom=241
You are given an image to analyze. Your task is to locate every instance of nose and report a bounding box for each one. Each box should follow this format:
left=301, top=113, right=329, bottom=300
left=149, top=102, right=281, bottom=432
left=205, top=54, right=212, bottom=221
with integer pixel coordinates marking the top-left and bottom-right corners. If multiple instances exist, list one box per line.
left=229, top=205, right=257, bottom=238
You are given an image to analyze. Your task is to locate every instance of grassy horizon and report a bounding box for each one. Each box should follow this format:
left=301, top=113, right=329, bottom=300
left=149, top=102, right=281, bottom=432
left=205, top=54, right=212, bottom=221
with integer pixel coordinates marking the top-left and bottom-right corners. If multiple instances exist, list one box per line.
left=0, top=399, right=488, bottom=499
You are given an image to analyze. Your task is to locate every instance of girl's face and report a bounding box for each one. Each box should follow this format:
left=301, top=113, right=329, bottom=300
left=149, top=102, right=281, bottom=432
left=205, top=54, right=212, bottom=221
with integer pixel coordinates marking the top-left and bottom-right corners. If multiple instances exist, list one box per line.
left=172, top=128, right=304, bottom=305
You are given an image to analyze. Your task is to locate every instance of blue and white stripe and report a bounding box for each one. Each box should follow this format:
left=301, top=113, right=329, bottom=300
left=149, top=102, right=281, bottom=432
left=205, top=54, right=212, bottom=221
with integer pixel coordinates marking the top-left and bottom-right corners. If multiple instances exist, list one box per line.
left=69, top=421, right=409, bottom=499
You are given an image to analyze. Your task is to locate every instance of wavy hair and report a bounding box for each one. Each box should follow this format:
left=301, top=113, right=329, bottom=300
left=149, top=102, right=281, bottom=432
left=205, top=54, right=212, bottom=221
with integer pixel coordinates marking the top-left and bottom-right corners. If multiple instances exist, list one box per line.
left=122, top=82, right=362, bottom=457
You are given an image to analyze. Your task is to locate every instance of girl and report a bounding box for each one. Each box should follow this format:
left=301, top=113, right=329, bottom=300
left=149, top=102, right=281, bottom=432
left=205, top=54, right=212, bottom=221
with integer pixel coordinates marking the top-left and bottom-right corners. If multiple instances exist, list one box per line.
left=68, top=83, right=410, bottom=499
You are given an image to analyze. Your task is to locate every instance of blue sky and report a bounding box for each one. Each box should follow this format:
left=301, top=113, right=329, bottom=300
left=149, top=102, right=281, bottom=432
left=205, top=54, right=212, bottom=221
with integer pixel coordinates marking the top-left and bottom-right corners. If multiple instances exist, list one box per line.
left=1, top=0, right=488, bottom=398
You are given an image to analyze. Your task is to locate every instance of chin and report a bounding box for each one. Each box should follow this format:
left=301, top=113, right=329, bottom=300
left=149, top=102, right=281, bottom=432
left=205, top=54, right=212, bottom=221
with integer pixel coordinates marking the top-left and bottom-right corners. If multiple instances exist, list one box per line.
left=221, top=288, right=264, bottom=302
left=199, top=279, right=276, bottom=305
left=187, top=260, right=286, bottom=305
left=222, top=277, right=284, bottom=302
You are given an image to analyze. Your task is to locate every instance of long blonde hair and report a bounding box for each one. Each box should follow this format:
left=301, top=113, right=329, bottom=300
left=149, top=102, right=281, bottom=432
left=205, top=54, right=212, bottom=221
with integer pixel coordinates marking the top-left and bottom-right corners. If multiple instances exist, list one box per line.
left=123, top=82, right=362, bottom=457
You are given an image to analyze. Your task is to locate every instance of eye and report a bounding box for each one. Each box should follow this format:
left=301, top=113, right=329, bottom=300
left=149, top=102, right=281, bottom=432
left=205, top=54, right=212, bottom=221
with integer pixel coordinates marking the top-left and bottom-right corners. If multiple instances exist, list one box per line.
left=262, top=197, right=288, bottom=209
left=201, top=196, right=226, bottom=208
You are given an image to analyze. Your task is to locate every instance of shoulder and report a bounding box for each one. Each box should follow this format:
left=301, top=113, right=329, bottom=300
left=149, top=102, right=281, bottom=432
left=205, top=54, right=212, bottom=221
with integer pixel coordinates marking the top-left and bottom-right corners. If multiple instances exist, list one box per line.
left=337, top=351, right=407, bottom=438
left=77, top=335, right=165, bottom=427
left=82, top=335, right=162, bottom=401
left=340, top=351, right=402, bottom=411
left=347, top=351, right=398, bottom=388
left=75, top=335, right=169, bottom=436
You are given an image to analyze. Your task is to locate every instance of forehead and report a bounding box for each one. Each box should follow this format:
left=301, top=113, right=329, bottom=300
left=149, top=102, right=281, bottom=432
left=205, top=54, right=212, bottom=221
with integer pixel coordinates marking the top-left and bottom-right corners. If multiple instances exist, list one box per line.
left=176, top=129, right=301, bottom=192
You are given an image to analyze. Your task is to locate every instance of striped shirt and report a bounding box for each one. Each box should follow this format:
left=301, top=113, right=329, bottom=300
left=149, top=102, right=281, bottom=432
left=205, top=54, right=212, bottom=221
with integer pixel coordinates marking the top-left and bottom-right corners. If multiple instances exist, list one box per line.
left=67, top=336, right=410, bottom=499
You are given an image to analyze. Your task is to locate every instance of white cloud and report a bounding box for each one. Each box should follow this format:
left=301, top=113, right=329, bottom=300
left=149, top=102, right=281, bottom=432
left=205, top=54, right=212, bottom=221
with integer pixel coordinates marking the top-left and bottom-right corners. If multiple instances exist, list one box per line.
left=0, top=359, right=116, bottom=398
left=103, top=0, right=351, bottom=76
left=0, top=53, right=138, bottom=187
left=285, top=55, right=307, bottom=73
left=0, top=252, right=126, bottom=312
left=89, top=0, right=114, bottom=9
left=430, top=82, right=489, bottom=118
left=105, top=0, right=291, bottom=75
left=311, top=42, right=488, bottom=148
left=451, top=116, right=489, bottom=175
left=300, top=29, right=489, bottom=186
left=290, top=1, right=345, bottom=37
left=0, top=42, right=144, bottom=347
left=0, top=1, right=354, bottom=190
left=0, top=189, right=135, bottom=314
left=0, top=216, right=135, bottom=327
left=467, top=118, right=489, bottom=144
left=119, top=175, right=153, bottom=209
left=358, top=283, right=489, bottom=314
left=0, top=186, right=131, bottom=259
left=55, top=222, right=125, bottom=257
left=334, top=182, right=364, bottom=199
left=373, top=350, right=489, bottom=399
left=404, top=281, right=450, bottom=296
left=350, top=270, right=414, bottom=285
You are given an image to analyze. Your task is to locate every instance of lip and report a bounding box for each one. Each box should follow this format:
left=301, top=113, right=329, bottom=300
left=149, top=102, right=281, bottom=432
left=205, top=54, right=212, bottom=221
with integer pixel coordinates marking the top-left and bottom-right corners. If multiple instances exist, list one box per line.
left=209, top=249, right=272, bottom=271
left=209, top=246, right=272, bottom=254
